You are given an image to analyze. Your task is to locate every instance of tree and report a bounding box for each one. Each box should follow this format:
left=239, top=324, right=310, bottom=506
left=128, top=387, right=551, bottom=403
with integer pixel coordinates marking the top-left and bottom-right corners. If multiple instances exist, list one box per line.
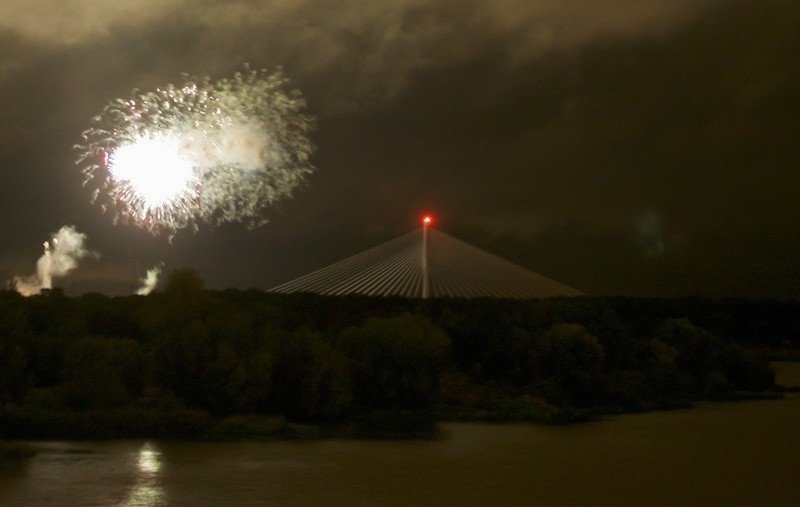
left=267, top=328, right=351, bottom=419
left=336, top=314, right=452, bottom=409
left=164, top=269, right=205, bottom=299
left=61, top=337, right=145, bottom=409
left=530, top=323, right=605, bottom=405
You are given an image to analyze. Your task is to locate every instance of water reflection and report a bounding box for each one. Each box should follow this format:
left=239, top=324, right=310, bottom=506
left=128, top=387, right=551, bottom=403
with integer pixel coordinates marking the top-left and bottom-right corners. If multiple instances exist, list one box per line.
left=137, top=443, right=161, bottom=474
left=121, top=442, right=166, bottom=506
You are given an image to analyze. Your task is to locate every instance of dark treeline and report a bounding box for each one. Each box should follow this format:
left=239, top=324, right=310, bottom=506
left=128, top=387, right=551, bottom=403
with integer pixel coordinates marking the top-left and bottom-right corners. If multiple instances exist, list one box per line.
left=0, top=270, right=796, bottom=440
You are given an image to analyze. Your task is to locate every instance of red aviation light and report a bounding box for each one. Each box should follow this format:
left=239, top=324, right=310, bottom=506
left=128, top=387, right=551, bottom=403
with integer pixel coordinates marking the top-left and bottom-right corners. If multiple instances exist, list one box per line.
left=422, top=215, right=433, bottom=226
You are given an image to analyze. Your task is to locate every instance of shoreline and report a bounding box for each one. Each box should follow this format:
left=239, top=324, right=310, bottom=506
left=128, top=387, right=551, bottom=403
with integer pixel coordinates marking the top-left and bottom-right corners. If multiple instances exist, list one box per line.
left=1, top=388, right=790, bottom=444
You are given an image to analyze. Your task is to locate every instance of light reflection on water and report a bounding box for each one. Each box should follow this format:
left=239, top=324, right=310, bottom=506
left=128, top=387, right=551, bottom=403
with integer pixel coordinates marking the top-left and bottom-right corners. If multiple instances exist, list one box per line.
left=137, top=443, right=161, bottom=475
left=121, top=442, right=166, bottom=507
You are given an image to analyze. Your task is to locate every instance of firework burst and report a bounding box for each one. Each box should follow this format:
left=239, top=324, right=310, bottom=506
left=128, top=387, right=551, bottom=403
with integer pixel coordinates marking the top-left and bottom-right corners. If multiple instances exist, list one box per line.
left=76, top=66, right=314, bottom=236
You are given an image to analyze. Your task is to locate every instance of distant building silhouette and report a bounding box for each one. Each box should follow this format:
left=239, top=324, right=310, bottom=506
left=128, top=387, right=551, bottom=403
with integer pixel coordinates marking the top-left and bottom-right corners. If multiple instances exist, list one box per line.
left=270, top=226, right=582, bottom=299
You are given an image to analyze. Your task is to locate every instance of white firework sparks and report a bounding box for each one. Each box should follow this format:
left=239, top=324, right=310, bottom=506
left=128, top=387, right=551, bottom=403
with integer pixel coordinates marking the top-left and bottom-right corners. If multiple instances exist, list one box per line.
left=109, top=133, right=197, bottom=208
left=76, top=66, right=315, bottom=236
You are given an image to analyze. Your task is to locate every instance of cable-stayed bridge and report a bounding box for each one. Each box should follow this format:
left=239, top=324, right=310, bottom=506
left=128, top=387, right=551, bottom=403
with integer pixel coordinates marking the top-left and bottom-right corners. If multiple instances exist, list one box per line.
left=270, top=221, right=582, bottom=299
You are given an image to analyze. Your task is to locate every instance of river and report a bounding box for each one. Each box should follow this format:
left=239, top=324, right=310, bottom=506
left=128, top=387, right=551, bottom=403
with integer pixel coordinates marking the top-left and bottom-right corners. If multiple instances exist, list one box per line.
left=2, top=363, right=799, bottom=506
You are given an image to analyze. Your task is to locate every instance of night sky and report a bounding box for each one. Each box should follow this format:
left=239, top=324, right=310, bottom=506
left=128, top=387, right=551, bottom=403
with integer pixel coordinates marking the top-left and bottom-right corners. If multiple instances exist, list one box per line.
left=1, top=0, right=798, bottom=298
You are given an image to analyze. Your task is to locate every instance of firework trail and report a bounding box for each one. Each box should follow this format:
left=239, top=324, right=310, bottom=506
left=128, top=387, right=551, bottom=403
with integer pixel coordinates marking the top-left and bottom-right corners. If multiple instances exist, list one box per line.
left=14, top=226, right=95, bottom=296
left=76, top=66, right=315, bottom=236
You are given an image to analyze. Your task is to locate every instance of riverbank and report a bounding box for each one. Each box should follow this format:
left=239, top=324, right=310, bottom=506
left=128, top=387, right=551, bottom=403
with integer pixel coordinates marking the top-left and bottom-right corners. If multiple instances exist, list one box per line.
left=1, top=358, right=793, bottom=442
left=0, top=442, right=36, bottom=469
left=0, top=406, right=443, bottom=442
left=1, top=387, right=789, bottom=443
left=3, top=392, right=800, bottom=506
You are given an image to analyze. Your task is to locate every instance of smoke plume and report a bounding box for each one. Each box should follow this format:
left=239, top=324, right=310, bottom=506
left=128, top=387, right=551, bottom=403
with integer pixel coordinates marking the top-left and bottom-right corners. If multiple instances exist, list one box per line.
left=136, top=265, right=162, bottom=295
left=14, top=225, right=95, bottom=296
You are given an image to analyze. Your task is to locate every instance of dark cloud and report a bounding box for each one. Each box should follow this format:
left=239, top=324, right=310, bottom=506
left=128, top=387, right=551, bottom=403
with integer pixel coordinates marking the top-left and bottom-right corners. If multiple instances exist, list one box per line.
left=1, top=0, right=798, bottom=298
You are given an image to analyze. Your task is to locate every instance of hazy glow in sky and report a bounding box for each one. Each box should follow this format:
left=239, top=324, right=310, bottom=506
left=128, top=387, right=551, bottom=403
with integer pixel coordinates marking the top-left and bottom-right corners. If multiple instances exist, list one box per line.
left=1, top=1, right=797, bottom=298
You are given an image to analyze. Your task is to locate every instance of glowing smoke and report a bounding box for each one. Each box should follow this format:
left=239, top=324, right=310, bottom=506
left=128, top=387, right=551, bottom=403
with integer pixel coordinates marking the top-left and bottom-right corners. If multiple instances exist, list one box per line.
left=136, top=265, right=162, bottom=295
left=14, top=226, right=95, bottom=296
left=76, top=66, right=315, bottom=236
